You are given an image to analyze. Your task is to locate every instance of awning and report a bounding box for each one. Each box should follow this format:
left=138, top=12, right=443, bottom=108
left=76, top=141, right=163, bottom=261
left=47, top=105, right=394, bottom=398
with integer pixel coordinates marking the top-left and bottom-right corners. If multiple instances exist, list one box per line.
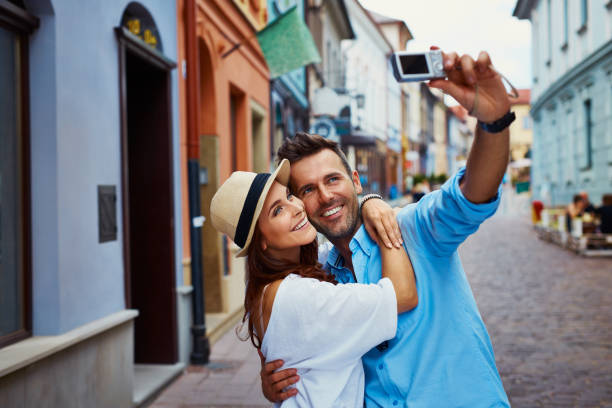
left=257, top=6, right=321, bottom=78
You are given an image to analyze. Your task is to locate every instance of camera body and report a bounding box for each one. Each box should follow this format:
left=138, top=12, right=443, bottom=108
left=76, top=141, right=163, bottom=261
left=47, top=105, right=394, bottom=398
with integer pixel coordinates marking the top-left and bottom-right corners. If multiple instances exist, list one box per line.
left=390, top=50, right=446, bottom=82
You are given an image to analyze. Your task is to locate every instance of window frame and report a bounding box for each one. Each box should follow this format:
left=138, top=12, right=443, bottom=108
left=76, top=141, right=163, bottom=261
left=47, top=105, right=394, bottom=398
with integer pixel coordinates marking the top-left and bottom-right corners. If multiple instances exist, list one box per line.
left=561, top=0, right=569, bottom=51
left=577, top=0, right=588, bottom=34
left=582, top=99, right=593, bottom=171
left=0, top=0, right=38, bottom=349
left=546, top=0, right=552, bottom=66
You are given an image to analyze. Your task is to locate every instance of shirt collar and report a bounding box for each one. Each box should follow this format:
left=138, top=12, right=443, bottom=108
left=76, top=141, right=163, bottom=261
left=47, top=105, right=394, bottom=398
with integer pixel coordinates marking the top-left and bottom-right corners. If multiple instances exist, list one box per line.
left=325, top=224, right=375, bottom=270
left=350, top=224, right=375, bottom=256
left=326, top=245, right=344, bottom=269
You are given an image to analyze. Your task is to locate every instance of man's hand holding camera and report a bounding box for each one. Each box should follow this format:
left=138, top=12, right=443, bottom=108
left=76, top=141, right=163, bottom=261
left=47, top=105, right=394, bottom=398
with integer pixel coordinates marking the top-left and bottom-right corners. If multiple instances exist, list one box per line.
left=427, top=46, right=512, bottom=204
left=427, top=46, right=511, bottom=123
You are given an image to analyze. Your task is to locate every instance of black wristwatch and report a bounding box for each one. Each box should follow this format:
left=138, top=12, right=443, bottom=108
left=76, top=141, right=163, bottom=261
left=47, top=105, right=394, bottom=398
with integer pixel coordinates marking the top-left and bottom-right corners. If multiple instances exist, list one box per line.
left=478, top=110, right=516, bottom=133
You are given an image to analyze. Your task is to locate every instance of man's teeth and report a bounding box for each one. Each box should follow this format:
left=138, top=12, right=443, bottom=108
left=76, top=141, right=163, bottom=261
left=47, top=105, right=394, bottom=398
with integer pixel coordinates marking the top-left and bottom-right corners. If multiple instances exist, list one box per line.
left=322, top=206, right=341, bottom=217
left=293, top=218, right=308, bottom=231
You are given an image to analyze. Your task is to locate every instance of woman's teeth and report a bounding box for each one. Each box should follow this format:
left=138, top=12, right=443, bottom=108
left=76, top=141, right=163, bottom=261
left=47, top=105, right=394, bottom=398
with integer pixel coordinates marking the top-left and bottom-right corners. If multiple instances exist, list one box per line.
left=323, top=206, right=341, bottom=217
left=293, top=218, right=308, bottom=231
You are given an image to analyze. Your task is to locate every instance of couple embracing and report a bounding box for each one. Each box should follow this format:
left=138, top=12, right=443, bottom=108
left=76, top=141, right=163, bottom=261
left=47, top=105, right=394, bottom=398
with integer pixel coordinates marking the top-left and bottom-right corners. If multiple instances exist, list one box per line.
left=210, top=50, right=512, bottom=407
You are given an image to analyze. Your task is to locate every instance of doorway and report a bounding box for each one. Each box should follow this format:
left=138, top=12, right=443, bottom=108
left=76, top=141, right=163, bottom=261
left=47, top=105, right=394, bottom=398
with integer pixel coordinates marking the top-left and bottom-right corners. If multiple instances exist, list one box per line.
left=121, top=47, right=177, bottom=364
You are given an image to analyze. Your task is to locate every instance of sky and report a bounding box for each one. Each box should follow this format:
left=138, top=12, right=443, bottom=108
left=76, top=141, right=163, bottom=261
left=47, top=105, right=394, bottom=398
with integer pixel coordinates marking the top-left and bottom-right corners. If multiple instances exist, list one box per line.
left=359, top=0, right=532, bottom=95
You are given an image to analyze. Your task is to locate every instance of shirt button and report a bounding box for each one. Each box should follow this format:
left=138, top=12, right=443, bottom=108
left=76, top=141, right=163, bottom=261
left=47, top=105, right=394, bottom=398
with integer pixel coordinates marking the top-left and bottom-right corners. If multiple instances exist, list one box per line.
left=393, top=401, right=398, bottom=406
left=378, top=364, right=383, bottom=370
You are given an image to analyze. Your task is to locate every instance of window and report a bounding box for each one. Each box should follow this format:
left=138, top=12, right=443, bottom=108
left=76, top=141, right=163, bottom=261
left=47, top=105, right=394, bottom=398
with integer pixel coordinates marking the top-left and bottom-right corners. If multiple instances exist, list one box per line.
left=230, top=93, right=238, bottom=171
left=578, top=0, right=588, bottom=33
left=562, top=0, right=569, bottom=50
left=583, top=99, right=593, bottom=170
left=546, top=0, right=552, bottom=65
left=0, top=1, right=38, bottom=348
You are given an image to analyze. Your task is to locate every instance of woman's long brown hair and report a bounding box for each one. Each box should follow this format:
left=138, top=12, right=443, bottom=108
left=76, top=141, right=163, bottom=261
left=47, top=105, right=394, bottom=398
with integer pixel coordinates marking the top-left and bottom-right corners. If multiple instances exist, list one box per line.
left=241, top=227, right=337, bottom=349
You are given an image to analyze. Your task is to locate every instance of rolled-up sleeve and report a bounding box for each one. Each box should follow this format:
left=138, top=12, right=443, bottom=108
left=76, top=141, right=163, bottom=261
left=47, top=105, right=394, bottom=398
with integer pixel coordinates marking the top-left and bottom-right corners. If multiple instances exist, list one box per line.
left=271, top=276, right=397, bottom=369
left=400, top=167, right=501, bottom=257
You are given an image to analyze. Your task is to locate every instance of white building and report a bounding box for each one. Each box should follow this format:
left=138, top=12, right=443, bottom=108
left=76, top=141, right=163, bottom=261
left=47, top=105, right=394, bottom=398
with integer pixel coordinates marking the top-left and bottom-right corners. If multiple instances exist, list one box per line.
left=368, top=9, right=412, bottom=196
left=514, top=0, right=612, bottom=206
left=337, top=0, right=399, bottom=196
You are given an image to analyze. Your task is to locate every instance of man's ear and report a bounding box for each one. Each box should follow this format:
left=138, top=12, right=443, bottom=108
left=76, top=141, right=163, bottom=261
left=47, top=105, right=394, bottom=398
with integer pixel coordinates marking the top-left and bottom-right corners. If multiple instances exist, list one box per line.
left=351, top=170, right=363, bottom=195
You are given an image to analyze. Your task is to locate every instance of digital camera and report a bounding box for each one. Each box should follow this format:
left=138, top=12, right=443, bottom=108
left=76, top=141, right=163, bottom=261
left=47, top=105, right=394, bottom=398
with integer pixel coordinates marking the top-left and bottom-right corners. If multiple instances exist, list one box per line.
left=390, top=50, right=446, bottom=82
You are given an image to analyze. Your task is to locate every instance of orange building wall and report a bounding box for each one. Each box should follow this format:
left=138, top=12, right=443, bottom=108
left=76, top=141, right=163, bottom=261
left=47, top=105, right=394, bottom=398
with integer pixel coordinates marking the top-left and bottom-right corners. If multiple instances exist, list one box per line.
left=176, top=0, right=270, bottom=293
left=177, top=0, right=191, bottom=285
left=196, top=0, right=270, bottom=182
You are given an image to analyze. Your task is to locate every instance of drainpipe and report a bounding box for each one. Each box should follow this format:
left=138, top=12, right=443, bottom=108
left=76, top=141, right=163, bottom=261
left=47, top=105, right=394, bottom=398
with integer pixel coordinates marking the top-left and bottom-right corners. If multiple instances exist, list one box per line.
left=185, top=0, right=210, bottom=365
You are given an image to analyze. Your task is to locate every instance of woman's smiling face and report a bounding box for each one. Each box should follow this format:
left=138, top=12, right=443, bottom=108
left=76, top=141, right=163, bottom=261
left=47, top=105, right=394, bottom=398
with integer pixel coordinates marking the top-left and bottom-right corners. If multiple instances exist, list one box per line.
left=256, top=180, right=317, bottom=262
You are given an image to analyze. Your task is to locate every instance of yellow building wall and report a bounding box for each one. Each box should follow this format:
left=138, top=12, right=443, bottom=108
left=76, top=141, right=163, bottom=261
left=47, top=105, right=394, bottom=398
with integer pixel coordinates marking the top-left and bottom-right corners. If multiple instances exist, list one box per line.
left=433, top=100, right=448, bottom=175
left=232, top=0, right=268, bottom=30
left=509, top=103, right=533, bottom=161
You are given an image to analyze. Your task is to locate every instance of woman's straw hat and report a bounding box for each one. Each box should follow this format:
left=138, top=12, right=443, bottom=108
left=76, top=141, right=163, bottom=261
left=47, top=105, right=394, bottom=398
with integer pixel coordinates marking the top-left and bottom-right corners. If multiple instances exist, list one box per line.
left=210, top=159, right=291, bottom=257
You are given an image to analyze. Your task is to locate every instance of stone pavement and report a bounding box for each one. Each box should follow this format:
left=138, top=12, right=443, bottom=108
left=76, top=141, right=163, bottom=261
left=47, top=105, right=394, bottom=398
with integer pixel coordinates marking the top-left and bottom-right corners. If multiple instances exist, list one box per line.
left=461, top=214, right=612, bottom=408
left=150, top=323, right=272, bottom=408
left=152, top=213, right=612, bottom=407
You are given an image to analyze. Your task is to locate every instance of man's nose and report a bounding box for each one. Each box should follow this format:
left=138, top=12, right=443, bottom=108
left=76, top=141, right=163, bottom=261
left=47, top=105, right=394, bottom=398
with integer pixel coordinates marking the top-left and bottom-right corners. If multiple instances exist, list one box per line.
left=319, top=185, right=333, bottom=203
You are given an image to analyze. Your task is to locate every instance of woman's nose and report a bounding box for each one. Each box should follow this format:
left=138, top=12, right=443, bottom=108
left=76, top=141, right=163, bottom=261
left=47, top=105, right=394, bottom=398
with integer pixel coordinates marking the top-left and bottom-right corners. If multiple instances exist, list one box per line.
left=290, top=201, right=304, bottom=216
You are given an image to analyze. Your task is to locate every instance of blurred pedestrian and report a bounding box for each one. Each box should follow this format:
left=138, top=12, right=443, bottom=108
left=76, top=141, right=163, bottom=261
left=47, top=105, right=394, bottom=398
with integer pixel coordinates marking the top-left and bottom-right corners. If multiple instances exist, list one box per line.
left=580, top=191, right=596, bottom=214
left=595, top=194, right=612, bottom=234
left=532, top=200, right=544, bottom=223
left=566, top=194, right=586, bottom=233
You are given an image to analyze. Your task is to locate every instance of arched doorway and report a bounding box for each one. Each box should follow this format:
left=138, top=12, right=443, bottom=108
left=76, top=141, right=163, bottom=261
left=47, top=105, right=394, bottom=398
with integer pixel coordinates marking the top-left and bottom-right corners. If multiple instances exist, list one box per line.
left=116, top=2, right=177, bottom=364
left=197, top=37, right=223, bottom=313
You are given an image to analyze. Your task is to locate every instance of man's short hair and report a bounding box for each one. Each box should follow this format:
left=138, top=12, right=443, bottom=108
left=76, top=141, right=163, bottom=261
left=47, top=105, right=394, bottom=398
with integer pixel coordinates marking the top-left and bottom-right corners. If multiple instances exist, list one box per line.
left=276, top=132, right=352, bottom=176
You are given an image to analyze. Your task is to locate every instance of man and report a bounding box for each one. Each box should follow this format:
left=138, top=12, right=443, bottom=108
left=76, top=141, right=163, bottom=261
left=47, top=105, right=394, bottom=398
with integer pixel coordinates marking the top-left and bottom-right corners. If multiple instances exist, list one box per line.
left=260, top=49, right=512, bottom=407
left=580, top=191, right=596, bottom=214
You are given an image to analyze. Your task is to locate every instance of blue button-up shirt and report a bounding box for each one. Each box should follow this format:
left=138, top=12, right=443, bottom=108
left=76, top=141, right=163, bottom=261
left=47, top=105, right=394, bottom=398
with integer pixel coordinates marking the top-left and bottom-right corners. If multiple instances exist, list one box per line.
left=323, top=168, right=510, bottom=408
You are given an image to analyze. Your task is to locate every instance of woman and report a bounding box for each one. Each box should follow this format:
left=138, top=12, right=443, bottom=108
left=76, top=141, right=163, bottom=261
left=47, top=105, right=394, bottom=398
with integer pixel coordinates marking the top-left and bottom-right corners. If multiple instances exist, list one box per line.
left=210, top=159, right=417, bottom=407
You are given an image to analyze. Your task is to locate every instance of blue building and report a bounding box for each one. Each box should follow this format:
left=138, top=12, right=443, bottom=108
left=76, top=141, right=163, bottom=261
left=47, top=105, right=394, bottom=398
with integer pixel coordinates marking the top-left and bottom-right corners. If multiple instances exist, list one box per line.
left=514, top=0, right=612, bottom=206
left=0, top=1, right=189, bottom=406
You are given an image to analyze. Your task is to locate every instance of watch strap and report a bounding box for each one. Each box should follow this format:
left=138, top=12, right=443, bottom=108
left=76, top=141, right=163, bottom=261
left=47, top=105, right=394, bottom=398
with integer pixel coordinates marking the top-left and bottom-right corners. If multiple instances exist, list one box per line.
left=478, top=110, right=516, bottom=133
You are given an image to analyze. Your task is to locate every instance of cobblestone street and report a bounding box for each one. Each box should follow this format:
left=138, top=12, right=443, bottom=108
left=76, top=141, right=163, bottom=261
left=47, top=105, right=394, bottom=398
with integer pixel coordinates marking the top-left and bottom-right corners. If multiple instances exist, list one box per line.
left=461, top=214, right=612, bottom=407
left=152, top=213, right=612, bottom=407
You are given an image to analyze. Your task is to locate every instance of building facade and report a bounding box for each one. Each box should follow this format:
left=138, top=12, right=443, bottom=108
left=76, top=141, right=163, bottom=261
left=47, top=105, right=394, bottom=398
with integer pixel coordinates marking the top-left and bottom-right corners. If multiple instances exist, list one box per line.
left=268, top=0, right=310, bottom=165
left=369, top=10, right=411, bottom=199
left=402, top=82, right=422, bottom=185
left=514, top=0, right=612, bottom=206
left=508, top=89, right=533, bottom=162
left=433, top=95, right=449, bottom=176
left=0, top=1, right=186, bottom=406
left=340, top=0, right=394, bottom=196
left=420, top=83, right=437, bottom=175
left=177, top=0, right=271, bottom=347
left=307, top=0, right=355, bottom=146
left=447, top=105, right=473, bottom=176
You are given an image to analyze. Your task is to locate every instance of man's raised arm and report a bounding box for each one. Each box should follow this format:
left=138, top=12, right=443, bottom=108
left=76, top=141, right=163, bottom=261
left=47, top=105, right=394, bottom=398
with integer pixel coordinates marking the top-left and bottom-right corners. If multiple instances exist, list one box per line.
left=429, top=48, right=511, bottom=204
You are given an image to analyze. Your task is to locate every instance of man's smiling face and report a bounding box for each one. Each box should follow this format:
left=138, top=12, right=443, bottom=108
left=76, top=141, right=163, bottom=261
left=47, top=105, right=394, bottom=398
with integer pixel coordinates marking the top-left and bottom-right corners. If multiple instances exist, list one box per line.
left=289, top=149, right=363, bottom=240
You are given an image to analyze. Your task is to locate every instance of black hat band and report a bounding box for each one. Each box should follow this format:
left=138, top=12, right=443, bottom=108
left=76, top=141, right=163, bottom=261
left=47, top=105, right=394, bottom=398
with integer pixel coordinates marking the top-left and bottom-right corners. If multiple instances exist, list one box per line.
left=234, top=173, right=271, bottom=248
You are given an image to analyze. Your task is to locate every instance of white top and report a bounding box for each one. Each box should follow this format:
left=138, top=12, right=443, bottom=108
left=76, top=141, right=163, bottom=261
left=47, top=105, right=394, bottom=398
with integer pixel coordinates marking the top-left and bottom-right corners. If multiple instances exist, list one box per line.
left=260, top=274, right=397, bottom=408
